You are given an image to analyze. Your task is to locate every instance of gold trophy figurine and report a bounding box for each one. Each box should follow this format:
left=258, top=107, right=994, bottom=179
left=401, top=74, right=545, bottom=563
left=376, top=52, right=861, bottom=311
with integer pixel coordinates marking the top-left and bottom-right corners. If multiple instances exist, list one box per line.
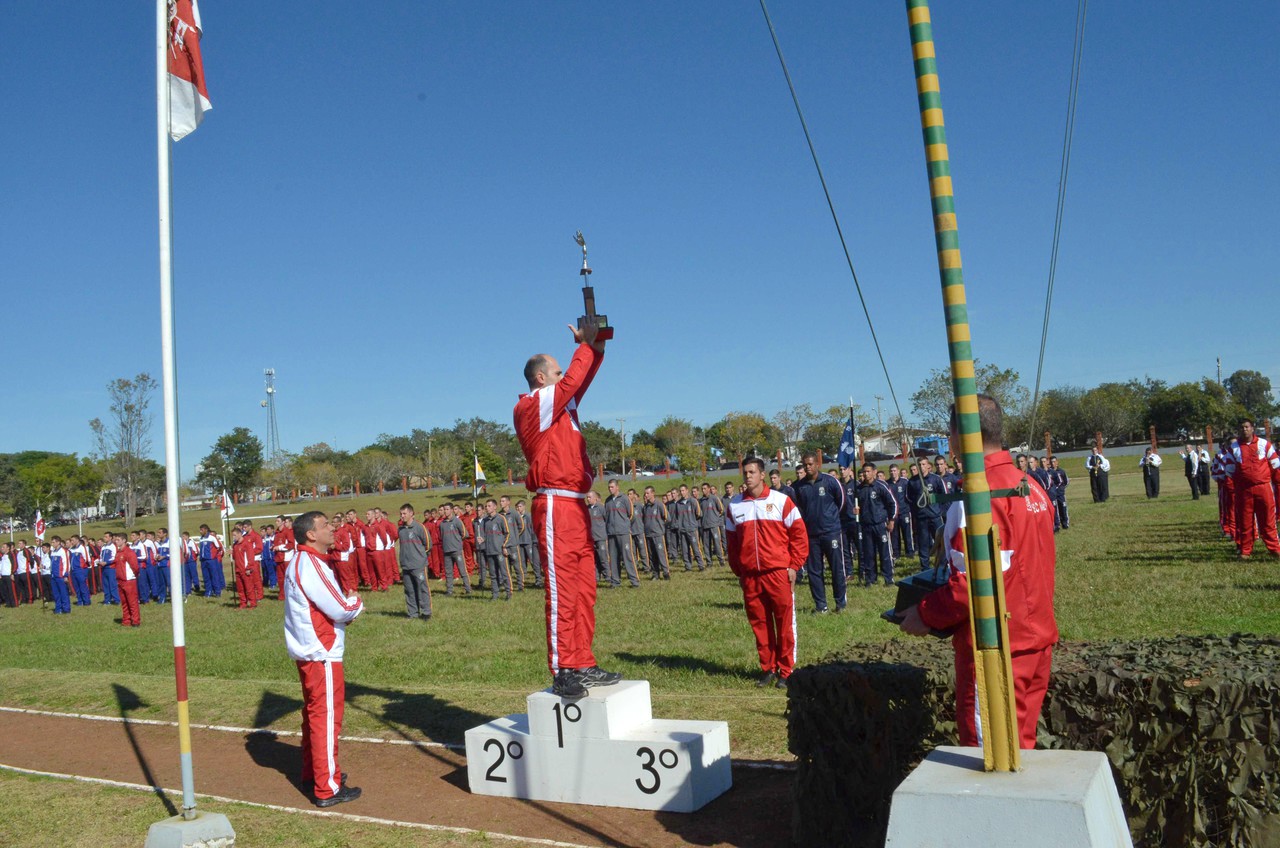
left=574, top=231, right=613, bottom=340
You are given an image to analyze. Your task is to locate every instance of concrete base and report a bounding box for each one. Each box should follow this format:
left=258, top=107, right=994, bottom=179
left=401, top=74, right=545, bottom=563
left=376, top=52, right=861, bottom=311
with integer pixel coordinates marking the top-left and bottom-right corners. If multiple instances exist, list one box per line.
left=143, top=811, right=236, bottom=848
left=885, top=747, right=1132, bottom=848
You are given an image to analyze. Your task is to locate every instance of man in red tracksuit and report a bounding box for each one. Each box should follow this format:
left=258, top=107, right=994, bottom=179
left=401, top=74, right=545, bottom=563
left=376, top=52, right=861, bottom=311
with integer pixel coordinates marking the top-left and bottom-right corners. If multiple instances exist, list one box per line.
left=725, top=456, right=809, bottom=688
left=344, top=510, right=372, bottom=589
left=1212, top=441, right=1237, bottom=539
left=239, top=520, right=265, bottom=603
left=901, top=395, right=1058, bottom=749
left=1225, top=418, right=1280, bottom=559
left=274, top=516, right=296, bottom=599
left=331, top=514, right=359, bottom=594
left=514, top=321, right=621, bottom=699
left=114, top=539, right=142, bottom=627
left=426, top=509, right=444, bottom=580
left=460, top=503, right=479, bottom=575
left=231, top=529, right=259, bottom=609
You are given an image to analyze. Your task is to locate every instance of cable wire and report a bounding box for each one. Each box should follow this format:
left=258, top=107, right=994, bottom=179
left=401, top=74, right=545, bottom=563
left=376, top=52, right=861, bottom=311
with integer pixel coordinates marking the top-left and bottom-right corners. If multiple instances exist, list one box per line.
left=1026, top=0, right=1088, bottom=448
left=758, top=0, right=907, bottom=430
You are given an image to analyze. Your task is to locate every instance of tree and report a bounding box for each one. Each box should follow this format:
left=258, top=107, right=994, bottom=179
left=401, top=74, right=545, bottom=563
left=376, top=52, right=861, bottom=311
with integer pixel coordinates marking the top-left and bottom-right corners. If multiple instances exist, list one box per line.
left=712, top=411, right=780, bottom=461
left=772, top=404, right=817, bottom=451
left=89, top=373, right=157, bottom=527
left=652, top=416, right=697, bottom=459
left=262, top=451, right=302, bottom=497
left=1224, top=370, right=1277, bottom=421
left=353, top=448, right=400, bottom=493
left=622, top=443, right=663, bottom=472
left=1147, top=380, right=1242, bottom=437
left=911, top=361, right=1027, bottom=433
left=799, top=405, right=872, bottom=457
left=581, top=421, right=622, bottom=473
left=196, top=427, right=264, bottom=498
left=18, top=454, right=102, bottom=514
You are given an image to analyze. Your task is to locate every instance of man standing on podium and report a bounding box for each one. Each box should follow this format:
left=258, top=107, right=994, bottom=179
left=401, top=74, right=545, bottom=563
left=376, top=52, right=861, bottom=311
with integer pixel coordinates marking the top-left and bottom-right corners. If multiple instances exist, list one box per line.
left=515, top=320, right=623, bottom=699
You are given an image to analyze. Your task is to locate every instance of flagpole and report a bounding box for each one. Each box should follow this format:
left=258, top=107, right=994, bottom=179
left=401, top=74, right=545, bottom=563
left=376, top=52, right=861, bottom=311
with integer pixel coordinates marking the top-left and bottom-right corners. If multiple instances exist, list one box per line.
left=156, top=0, right=198, bottom=819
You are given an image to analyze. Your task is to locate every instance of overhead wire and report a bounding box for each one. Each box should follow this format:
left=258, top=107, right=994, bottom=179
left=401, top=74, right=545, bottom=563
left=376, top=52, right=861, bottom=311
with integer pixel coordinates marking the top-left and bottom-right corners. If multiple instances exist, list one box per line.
left=1026, top=0, right=1088, bottom=448
left=757, top=0, right=907, bottom=430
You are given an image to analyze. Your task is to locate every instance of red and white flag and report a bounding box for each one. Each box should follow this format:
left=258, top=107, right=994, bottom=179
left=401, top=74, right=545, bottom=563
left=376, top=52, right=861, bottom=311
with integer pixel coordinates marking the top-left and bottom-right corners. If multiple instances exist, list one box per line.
left=168, top=0, right=211, bottom=141
left=220, top=490, right=236, bottom=519
left=34, top=510, right=46, bottom=541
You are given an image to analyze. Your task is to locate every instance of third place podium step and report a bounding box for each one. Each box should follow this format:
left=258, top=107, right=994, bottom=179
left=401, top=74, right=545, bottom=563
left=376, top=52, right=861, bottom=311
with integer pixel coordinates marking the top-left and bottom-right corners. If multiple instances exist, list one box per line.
left=465, top=679, right=732, bottom=812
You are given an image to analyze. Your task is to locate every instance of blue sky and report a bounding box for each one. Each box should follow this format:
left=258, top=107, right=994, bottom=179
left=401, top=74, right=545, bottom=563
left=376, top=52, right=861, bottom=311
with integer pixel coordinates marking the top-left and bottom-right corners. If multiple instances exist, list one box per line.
left=4, top=2, right=1277, bottom=474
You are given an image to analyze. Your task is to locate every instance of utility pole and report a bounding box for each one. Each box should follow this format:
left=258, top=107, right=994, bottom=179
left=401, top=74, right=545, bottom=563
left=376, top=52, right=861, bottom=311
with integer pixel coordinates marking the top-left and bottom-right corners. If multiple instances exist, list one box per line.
left=874, top=395, right=884, bottom=432
left=428, top=437, right=433, bottom=486
left=1217, top=357, right=1221, bottom=386
left=617, top=418, right=626, bottom=475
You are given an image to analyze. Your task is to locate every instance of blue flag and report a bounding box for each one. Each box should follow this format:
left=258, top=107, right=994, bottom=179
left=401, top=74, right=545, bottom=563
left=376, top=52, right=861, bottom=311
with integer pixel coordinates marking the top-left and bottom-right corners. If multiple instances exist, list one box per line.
left=837, top=412, right=858, bottom=469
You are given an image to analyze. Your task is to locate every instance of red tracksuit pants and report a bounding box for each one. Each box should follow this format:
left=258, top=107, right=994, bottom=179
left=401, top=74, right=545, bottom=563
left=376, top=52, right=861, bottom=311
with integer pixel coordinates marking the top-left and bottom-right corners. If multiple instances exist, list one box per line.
left=954, top=643, right=1052, bottom=749
left=297, top=659, right=345, bottom=799
left=119, top=579, right=140, bottom=626
left=1235, top=482, right=1279, bottom=556
left=375, top=550, right=397, bottom=590
left=235, top=569, right=259, bottom=608
left=739, top=569, right=798, bottom=679
left=334, top=557, right=358, bottom=595
left=1218, top=483, right=1235, bottom=536
left=533, top=492, right=597, bottom=674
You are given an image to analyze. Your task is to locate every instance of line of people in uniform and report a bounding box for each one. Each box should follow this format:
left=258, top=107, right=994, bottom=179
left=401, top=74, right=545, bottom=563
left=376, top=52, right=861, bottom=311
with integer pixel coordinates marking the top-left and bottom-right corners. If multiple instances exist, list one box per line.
left=1210, top=419, right=1280, bottom=559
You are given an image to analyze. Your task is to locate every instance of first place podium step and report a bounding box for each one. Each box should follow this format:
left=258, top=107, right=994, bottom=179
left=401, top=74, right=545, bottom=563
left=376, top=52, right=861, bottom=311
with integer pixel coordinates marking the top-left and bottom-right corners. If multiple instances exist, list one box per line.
left=465, top=679, right=732, bottom=812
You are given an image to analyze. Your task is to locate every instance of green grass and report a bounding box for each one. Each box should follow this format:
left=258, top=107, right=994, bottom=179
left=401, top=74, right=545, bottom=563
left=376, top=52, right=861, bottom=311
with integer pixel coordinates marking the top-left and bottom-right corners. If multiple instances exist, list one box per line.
left=3, top=457, right=1278, bottom=844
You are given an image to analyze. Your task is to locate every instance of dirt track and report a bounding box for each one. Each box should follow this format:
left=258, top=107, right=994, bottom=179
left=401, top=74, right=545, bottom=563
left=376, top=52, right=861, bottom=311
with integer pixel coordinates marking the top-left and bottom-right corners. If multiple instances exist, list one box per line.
left=0, top=710, right=793, bottom=847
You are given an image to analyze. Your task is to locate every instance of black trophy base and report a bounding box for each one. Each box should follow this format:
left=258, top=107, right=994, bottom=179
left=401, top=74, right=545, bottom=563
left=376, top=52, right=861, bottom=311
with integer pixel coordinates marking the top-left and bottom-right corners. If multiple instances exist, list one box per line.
left=577, top=315, right=614, bottom=341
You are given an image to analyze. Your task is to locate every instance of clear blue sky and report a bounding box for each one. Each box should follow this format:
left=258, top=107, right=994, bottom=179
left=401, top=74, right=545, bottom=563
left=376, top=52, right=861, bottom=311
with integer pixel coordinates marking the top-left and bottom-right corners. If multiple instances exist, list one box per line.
left=4, top=2, right=1277, bottom=474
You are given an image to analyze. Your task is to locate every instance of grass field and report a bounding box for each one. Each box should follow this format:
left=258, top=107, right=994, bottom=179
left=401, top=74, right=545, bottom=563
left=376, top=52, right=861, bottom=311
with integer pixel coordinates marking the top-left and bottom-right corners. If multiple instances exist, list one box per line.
left=2, top=456, right=1278, bottom=846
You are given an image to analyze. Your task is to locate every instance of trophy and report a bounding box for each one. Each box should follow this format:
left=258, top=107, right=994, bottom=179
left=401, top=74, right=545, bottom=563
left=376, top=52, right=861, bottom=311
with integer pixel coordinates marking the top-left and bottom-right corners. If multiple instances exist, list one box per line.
left=574, top=231, right=613, bottom=340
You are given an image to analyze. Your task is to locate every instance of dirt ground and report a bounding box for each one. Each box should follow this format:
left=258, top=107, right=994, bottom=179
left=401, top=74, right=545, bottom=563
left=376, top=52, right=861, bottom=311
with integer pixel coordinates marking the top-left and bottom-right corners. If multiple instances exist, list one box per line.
left=0, top=710, right=794, bottom=847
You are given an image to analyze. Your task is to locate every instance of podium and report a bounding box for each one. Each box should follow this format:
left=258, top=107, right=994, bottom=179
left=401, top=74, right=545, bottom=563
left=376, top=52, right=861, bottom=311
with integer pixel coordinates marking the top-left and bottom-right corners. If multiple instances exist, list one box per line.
left=465, top=680, right=732, bottom=812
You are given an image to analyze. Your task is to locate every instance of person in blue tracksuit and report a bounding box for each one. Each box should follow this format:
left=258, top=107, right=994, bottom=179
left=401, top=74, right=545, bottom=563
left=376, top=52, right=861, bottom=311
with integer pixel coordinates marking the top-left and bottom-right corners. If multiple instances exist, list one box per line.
left=98, top=534, right=120, bottom=604
left=67, top=536, right=93, bottom=606
left=179, top=532, right=200, bottom=596
left=198, top=524, right=224, bottom=597
left=1047, top=456, right=1070, bottom=530
left=154, top=529, right=172, bottom=602
left=48, top=537, right=72, bottom=614
left=853, top=463, right=899, bottom=586
left=886, top=464, right=914, bottom=559
left=792, top=453, right=848, bottom=613
left=906, top=457, right=946, bottom=569
left=258, top=525, right=277, bottom=590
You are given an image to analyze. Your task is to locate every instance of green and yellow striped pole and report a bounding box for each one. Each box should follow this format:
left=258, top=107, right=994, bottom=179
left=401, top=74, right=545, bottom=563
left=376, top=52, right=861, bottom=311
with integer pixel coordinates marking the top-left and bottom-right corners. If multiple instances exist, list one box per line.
left=905, top=0, right=1020, bottom=772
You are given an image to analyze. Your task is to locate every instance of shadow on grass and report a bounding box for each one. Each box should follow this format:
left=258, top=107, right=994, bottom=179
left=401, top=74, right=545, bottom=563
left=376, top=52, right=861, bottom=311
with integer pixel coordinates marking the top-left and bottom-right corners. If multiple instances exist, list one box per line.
left=112, top=683, right=178, bottom=816
left=615, top=652, right=755, bottom=682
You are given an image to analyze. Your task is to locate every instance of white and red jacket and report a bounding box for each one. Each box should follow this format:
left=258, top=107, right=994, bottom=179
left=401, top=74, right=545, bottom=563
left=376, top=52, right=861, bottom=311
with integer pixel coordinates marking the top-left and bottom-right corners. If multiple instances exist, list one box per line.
left=514, top=343, right=603, bottom=494
left=284, top=546, right=363, bottom=663
left=332, top=523, right=357, bottom=564
left=274, top=526, right=296, bottom=565
left=724, top=487, right=809, bottom=576
left=1224, top=436, right=1280, bottom=487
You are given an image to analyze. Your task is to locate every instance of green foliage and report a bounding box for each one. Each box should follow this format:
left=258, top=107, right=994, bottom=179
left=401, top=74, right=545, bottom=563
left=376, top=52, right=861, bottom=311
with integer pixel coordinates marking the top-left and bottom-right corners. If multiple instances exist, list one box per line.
left=15, top=454, right=101, bottom=513
left=911, top=360, right=1028, bottom=433
left=580, top=419, right=622, bottom=472
left=1148, top=380, right=1244, bottom=437
left=789, top=635, right=1280, bottom=848
left=708, top=410, right=782, bottom=461
left=1223, top=370, right=1276, bottom=421
left=195, top=427, right=264, bottom=498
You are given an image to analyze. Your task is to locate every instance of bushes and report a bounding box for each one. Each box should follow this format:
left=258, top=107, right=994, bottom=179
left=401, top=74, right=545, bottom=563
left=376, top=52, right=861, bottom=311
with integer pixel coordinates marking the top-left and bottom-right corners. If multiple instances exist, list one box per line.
left=786, top=635, right=1280, bottom=848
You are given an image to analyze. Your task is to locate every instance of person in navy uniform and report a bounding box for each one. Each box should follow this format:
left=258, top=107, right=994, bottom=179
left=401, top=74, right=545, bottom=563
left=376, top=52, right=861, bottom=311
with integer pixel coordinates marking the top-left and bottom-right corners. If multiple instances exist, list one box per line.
left=792, top=452, right=848, bottom=613
left=853, top=462, right=900, bottom=586
left=1047, top=456, right=1070, bottom=530
left=906, top=457, right=945, bottom=569
left=838, top=465, right=861, bottom=581
left=886, top=464, right=914, bottom=558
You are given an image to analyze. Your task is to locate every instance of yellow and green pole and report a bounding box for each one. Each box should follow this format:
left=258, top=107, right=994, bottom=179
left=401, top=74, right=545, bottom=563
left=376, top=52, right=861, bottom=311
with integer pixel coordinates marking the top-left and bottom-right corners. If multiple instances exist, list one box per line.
left=905, top=0, right=1020, bottom=772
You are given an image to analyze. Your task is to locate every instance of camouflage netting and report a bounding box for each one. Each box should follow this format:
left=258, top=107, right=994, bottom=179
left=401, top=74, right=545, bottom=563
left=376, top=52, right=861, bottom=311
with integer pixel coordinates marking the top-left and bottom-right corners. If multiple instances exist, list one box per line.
left=786, top=634, right=1280, bottom=848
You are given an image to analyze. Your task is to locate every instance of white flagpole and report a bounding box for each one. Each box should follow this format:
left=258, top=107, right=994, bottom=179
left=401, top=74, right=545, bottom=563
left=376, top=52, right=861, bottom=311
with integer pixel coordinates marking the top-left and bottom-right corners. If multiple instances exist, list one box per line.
left=156, top=0, right=198, bottom=819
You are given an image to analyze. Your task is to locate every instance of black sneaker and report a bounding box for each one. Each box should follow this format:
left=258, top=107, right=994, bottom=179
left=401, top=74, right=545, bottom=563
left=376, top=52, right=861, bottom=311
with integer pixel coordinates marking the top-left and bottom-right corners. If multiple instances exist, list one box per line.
left=579, top=666, right=622, bottom=687
left=313, top=784, right=361, bottom=808
left=552, top=669, right=588, bottom=699
left=756, top=671, right=779, bottom=688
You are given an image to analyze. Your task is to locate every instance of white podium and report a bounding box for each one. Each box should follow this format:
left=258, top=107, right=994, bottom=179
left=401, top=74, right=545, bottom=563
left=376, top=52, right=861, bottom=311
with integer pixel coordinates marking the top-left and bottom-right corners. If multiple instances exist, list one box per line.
left=465, top=680, right=732, bottom=812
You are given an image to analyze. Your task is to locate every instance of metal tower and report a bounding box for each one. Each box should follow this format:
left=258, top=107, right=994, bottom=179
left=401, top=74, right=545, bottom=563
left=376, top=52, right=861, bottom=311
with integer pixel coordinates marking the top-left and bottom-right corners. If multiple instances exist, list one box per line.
left=262, top=368, right=281, bottom=460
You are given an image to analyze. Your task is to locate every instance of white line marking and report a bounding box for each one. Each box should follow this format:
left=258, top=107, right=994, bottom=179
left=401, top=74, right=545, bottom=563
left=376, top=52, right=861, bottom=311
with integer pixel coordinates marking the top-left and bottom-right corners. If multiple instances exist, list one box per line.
left=0, top=762, right=602, bottom=848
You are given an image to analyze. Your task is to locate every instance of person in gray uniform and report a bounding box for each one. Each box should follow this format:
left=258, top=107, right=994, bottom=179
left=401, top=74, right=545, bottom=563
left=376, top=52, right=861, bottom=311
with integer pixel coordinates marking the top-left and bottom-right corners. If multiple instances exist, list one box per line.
left=604, top=480, right=640, bottom=588
left=480, top=500, right=511, bottom=600
left=720, top=482, right=735, bottom=555
left=664, top=491, right=681, bottom=569
left=642, top=486, right=671, bottom=580
left=675, top=484, right=705, bottom=571
left=473, top=508, right=488, bottom=592
left=437, top=503, right=472, bottom=596
left=698, top=483, right=725, bottom=566
left=514, top=499, right=543, bottom=588
left=587, top=490, right=609, bottom=582
left=396, top=504, right=432, bottom=620
left=627, top=489, right=649, bottom=574
left=498, top=496, right=524, bottom=591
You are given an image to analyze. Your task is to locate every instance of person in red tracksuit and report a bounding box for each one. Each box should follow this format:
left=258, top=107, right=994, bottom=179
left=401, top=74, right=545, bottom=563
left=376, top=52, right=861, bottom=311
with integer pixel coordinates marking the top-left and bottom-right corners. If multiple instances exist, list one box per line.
left=274, top=516, right=296, bottom=598
left=725, top=457, right=809, bottom=688
left=1212, top=441, right=1237, bottom=540
left=114, top=540, right=142, bottom=627
left=900, top=395, right=1058, bottom=750
left=514, top=321, right=621, bottom=700
left=1224, top=418, right=1280, bottom=559
left=426, top=510, right=444, bottom=580
left=231, top=529, right=259, bottom=609
left=343, top=510, right=372, bottom=589
left=331, top=513, right=359, bottom=594
left=460, top=503, right=479, bottom=575
left=240, top=520, right=265, bottom=602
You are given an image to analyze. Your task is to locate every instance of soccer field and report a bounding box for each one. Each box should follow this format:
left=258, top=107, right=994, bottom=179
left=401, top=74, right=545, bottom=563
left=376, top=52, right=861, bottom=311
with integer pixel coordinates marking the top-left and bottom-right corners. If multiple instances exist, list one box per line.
left=2, top=457, right=1277, bottom=846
